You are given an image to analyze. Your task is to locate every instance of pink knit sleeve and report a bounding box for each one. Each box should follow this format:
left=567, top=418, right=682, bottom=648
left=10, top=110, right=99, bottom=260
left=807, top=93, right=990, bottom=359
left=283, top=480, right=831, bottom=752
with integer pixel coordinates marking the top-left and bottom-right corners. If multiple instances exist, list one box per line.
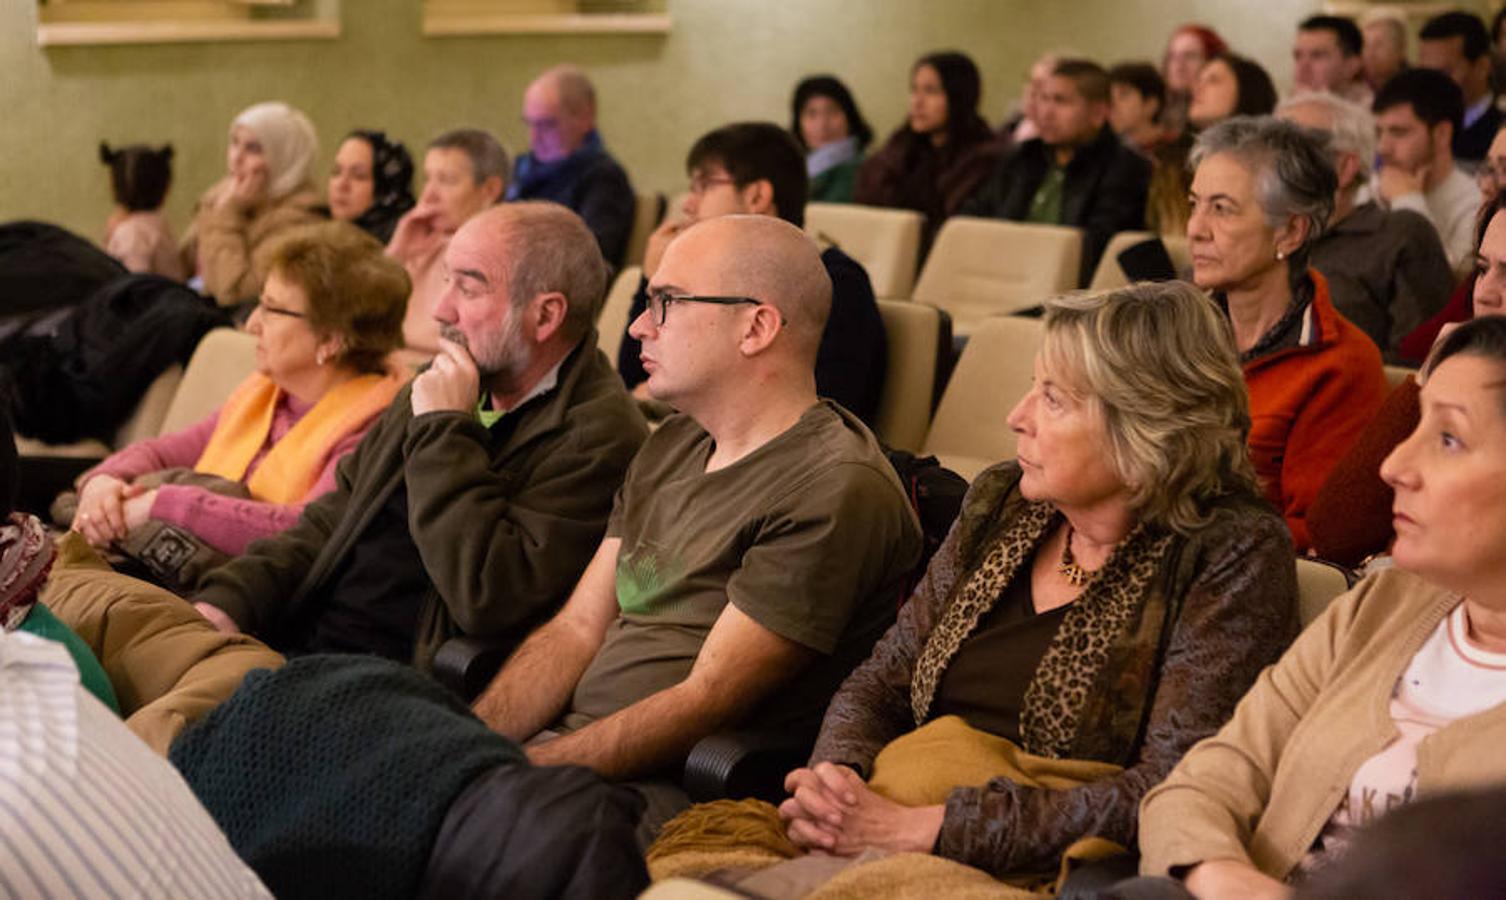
left=83, top=410, right=222, bottom=487
left=149, top=487, right=306, bottom=556
left=146, top=416, right=372, bottom=556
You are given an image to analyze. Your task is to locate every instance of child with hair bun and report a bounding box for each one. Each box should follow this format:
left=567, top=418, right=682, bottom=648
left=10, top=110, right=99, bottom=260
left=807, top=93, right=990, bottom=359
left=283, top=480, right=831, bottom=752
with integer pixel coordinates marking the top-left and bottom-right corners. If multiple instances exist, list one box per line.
left=100, top=142, right=185, bottom=280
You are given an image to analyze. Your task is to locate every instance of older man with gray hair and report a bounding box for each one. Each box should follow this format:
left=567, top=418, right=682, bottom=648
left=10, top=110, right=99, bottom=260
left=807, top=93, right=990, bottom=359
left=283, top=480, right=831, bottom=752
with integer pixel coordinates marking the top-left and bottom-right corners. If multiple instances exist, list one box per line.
left=193, top=202, right=648, bottom=670
left=473, top=214, right=921, bottom=841
left=507, top=64, right=637, bottom=266
left=1280, top=92, right=1454, bottom=362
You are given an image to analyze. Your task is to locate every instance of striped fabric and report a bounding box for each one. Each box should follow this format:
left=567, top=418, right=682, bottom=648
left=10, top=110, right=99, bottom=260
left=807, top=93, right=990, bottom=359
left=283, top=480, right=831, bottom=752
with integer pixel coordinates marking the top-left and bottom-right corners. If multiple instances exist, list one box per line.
left=0, top=630, right=269, bottom=899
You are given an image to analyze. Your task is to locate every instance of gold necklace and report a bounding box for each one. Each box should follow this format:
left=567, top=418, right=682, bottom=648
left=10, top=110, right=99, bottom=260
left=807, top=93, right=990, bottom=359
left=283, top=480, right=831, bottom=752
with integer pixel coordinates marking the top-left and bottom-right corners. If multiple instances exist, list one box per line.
left=1058, top=525, right=1093, bottom=587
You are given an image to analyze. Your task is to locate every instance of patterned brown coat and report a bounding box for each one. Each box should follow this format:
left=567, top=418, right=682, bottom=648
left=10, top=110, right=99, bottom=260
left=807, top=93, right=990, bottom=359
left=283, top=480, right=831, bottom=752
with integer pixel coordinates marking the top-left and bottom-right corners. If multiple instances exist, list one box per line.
left=810, top=462, right=1299, bottom=876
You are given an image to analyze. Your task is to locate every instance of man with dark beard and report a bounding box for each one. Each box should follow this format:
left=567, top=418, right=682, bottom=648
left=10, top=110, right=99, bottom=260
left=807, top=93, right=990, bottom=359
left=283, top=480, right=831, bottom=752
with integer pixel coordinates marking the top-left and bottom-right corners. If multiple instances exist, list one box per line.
left=191, top=202, right=647, bottom=669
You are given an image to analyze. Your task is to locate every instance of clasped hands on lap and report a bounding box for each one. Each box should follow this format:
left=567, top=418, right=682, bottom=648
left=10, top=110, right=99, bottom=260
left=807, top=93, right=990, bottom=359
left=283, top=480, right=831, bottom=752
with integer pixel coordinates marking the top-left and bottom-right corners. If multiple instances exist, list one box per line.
left=779, top=761, right=944, bottom=857
left=72, top=474, right=157, bottom=549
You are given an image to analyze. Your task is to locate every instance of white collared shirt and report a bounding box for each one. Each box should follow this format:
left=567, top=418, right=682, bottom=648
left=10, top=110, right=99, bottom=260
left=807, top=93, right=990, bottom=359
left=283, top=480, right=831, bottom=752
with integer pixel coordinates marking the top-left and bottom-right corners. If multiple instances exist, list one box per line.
left=0, top=630, right=270, bottom=898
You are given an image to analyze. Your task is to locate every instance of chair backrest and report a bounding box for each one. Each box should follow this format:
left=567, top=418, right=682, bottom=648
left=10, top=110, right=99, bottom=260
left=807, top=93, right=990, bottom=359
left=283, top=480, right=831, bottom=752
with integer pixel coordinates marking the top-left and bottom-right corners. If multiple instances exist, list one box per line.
left=1087, top=230, right=1155, bottom=291
left=597, top=265, right=642, bottom=367
left=921, top=314, right=1044, bottom=481
left=1384, top=364, right=1416, bottom=391
left=911, top=217, right=1081, bottom=336
left=157, top=328, right=259, bottom=436
left=806, top=203, right=924, bottom=299
left=1295, top=556, right=1355, bottom=625
left=114, top=364, right=185, bottom=446
left=874, top=300, right=949, bottom=452
left=622, top=192, right=665, bottom=268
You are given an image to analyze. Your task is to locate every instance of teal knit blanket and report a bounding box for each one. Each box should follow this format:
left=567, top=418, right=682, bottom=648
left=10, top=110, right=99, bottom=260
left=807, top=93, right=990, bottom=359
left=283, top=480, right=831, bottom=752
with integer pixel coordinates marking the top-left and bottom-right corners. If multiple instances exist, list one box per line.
left=171, top=654, right=525, bottom=900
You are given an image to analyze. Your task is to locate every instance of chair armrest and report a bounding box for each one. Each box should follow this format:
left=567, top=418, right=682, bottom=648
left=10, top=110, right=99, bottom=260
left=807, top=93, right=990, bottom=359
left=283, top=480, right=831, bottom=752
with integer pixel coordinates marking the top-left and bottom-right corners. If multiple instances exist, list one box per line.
left=682, top=729, right=815, bottom=804
left=431, top=635, right=518, bottom=701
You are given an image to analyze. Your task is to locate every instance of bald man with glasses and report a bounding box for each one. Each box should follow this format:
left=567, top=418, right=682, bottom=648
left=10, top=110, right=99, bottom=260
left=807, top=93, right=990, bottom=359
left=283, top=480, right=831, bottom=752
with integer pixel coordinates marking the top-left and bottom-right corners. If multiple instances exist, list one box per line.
left=473, top=214, right=921, bottom=844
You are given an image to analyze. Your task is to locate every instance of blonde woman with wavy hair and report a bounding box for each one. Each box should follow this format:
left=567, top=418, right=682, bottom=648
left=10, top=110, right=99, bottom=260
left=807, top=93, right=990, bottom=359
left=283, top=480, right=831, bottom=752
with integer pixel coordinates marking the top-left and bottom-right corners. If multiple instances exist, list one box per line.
left=648, top=281, right=1300, bottom=894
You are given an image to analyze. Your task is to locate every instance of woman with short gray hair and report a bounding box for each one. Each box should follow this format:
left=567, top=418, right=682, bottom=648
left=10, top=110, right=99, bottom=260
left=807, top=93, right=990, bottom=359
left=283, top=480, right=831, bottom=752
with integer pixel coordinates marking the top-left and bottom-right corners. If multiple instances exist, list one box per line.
left=1187, top=115, right=1387, bottom=552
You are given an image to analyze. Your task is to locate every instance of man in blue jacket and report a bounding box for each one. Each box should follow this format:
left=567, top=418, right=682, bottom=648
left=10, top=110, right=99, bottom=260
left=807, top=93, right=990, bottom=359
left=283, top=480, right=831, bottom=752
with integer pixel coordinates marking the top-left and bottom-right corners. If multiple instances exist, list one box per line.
left=507, top=65, right=636, bottom=267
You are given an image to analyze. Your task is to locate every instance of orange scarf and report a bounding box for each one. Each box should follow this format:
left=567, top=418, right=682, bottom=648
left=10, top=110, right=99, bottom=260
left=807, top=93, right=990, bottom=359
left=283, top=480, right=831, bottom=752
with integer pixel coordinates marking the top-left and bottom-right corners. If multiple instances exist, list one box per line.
left=195, top=372, right=401, bottom=504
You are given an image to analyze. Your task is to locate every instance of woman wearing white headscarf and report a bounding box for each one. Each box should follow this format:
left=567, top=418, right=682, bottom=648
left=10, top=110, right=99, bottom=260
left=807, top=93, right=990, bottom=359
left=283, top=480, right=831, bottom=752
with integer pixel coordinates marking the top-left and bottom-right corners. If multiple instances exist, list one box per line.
left=183, top=101, right=324, bottom=306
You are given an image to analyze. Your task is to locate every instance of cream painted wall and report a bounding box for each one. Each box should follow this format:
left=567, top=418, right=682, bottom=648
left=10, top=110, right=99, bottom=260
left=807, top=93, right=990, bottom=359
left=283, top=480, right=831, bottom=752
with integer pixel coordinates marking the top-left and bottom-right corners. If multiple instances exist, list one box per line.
left=3, top=0, right=1345, bottom=242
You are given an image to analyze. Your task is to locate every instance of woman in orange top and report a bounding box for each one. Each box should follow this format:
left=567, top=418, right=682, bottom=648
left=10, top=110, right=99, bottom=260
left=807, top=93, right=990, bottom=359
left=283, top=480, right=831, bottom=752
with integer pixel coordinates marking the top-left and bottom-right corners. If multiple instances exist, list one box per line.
left=1186, top=116, right=1387, bottom=551
left=70, top=221, right=409, bottom=557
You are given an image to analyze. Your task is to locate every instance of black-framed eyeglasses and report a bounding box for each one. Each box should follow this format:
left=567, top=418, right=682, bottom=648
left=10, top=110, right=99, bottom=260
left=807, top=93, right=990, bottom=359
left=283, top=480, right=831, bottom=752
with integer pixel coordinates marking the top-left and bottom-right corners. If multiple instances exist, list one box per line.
left=646, top=291, right=762, bottom=327
left=255, top=298, right=307, bottom=319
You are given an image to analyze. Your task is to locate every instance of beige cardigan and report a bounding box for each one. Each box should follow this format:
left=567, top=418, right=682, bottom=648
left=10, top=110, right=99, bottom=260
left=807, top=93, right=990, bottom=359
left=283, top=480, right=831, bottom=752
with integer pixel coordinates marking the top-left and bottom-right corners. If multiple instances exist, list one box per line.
left=1138, top=568, right=1506, bottom=880
left=182, top=177, right=323, bottom=306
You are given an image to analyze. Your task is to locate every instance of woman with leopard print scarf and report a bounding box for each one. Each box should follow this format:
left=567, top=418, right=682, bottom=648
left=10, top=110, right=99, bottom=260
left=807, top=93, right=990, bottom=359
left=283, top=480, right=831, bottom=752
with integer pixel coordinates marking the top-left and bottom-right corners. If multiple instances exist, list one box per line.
left=770, top=281, right=1300, bottom=884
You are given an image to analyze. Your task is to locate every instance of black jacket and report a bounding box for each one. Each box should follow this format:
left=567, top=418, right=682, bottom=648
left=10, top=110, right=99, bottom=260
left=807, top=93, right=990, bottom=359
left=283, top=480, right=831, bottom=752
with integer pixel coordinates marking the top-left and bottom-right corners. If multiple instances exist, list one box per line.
left=961, top=126, right=1151, bottom=286
left=507, top=145, right=636, bottom=267
left=616, top=246, right=888, bottom=427
left=1454, top=98, right=1505, bottom=163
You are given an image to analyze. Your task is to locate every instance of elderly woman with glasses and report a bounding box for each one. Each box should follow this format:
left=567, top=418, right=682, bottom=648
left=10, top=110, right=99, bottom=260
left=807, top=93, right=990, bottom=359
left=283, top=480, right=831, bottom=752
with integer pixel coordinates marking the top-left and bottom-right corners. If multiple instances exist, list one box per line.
left=1186, top=116, right=1388, bottom=552
left=67, top=222, right=408, bottom=589
left=648, top=282, right=1298, bottom=893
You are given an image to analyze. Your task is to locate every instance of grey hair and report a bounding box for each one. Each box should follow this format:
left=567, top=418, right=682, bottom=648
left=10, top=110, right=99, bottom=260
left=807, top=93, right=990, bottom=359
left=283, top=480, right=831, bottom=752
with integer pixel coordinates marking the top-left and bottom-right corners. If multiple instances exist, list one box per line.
left=493, top=202, right=609, bottom=341
left=1191, top=115, right=1337, bottom=271
left=428, top=127, right=511, bottom=187
left=1041, top=281, right=1258, bottom=534
left=1278, top=91, right=1377, bottom=186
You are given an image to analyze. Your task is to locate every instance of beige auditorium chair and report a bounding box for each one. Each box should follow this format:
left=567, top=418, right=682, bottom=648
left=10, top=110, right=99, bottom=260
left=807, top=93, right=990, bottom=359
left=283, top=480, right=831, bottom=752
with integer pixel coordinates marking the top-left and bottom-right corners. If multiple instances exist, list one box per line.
left=1087, top=230, right=1155, bottom=291
left=1296, top=556, right=1354, bottom=625
left=1383, top=364, right=1416, bottom=391
left=911, top=217, right=1081, bottom=338
left=805, top=203, right=924, bottom=299
left=873, top=300, right=950, bottom=452
left=621, top=192, right=665, bottom=269
left=920, top=314, right=1044, bottom=481
left=597, top=265, right=642, bottom=366
left=155, top=327, right=259, bottom=436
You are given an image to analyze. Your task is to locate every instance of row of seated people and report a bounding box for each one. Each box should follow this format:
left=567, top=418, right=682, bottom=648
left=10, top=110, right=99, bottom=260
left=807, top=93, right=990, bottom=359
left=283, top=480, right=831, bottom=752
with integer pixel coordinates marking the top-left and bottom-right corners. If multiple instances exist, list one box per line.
left=84, top=8, right=1494, bottom=372
left=6, top=154, right=1506, bottom=897
left=63, top=105, right=1388, bottom=600
left=60, top=40, right=1480, bottom=464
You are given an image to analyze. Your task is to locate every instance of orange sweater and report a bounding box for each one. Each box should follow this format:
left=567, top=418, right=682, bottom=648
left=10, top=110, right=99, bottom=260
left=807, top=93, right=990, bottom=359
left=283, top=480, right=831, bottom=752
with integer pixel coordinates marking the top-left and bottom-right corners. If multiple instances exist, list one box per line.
left=1244, top=270, right=1388, bottom=551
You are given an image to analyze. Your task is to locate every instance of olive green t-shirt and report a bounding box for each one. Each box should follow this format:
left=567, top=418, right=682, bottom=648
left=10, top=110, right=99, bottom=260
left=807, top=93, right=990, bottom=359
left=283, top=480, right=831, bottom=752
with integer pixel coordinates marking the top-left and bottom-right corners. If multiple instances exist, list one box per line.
left=560, top=401, right=921, bottom=739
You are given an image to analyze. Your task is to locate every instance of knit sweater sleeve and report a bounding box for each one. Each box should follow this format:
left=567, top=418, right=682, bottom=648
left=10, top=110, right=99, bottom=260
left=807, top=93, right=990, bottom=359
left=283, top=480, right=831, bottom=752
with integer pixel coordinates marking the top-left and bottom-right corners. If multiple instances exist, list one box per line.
left=151, top=418, right=370, bottom=557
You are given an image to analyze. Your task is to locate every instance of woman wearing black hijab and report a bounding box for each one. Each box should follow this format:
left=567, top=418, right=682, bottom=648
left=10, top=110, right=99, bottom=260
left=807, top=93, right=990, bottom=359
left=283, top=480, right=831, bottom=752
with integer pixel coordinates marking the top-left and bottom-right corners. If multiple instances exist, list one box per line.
left=326, top=130, right=416, bottom=244
left=855, top=51, right=1004, bottom=254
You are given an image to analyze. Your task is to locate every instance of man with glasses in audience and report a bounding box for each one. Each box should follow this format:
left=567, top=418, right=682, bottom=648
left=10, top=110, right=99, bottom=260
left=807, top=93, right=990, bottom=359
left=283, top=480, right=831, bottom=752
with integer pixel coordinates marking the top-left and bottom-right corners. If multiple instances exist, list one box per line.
left=961, top=58, right=1151, bottom=286
left=618, top=122, right=887, bottom=427
left=192, top=202, right=647, bottom=673
left=474, top=214, right=921, bottom=844
left=506, top=65, right=636, bottom=267
left=388, top=128, right=508, bottom=356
